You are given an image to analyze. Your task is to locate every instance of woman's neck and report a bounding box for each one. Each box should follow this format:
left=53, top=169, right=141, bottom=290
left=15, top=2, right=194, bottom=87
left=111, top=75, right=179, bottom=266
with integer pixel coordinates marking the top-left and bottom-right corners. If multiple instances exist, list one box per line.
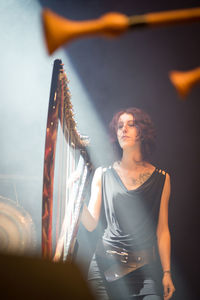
left=120, top=149, right=145, bottom=170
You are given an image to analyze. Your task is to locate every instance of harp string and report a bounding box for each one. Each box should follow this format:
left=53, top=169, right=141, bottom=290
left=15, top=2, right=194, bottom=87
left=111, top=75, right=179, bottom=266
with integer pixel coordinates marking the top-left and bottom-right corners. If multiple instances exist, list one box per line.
left=64, top=162, right=88, bottom=261
left=54, top=69, right=89, bottom=261
left=55, top=71, right=71, bottom=255
left=55, top=80, right=64, bottom=244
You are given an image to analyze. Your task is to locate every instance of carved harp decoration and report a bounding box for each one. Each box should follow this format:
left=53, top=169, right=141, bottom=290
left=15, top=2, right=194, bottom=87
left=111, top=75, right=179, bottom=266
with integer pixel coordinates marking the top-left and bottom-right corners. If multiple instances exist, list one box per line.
left=42, top=59, right=92, bottom=260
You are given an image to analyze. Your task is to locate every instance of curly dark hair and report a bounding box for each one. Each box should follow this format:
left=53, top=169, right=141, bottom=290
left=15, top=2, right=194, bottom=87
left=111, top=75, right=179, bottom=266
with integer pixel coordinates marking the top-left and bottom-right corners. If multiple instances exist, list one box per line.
left=109, top=107, right=156, bottom=162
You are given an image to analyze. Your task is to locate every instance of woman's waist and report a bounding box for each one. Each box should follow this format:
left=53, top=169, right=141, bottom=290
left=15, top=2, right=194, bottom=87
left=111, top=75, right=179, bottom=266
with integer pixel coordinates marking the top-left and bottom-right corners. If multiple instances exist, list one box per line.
left=95, top=240, right=156, bottom=282
left=97, top=239, right=156, bottom=265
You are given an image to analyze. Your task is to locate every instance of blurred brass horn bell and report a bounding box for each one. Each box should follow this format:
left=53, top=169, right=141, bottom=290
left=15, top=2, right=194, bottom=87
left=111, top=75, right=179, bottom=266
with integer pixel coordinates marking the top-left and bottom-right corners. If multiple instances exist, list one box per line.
left=42, top=7, right=200, bottom=55
left=42, top=9, right=129, bottom=55
left=169, top=67, right=200, bottom=99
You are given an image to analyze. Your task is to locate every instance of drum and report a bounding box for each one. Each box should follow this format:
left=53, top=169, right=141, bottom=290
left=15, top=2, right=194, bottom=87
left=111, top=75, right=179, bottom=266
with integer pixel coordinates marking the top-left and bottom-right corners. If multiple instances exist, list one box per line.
left=0, top=195, right=36, bottom=255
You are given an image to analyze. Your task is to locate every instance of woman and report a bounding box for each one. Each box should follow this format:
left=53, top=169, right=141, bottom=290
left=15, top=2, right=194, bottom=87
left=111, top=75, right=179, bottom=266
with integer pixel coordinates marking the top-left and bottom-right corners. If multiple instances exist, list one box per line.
left=81, top=107, right=175, bottom=300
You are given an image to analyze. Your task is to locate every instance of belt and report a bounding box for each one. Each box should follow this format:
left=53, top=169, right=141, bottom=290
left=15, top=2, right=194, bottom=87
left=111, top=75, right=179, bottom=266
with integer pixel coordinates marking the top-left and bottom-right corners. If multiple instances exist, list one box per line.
left=105, top=246, right=155, bottom=265
left=96, top=242, right=156, bottom=282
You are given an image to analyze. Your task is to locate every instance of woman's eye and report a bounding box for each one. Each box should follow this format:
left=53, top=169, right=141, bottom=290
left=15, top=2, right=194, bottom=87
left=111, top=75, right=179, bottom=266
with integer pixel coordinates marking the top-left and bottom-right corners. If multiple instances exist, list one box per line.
left=117, top=123, right=134, bottom=129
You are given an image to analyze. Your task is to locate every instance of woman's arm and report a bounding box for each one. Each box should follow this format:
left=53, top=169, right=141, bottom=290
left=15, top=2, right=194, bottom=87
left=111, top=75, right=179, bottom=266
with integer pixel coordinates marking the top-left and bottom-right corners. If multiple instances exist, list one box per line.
left=81, top=167, right=103, bottom=232
left=157, top=173, right=175, bottom=300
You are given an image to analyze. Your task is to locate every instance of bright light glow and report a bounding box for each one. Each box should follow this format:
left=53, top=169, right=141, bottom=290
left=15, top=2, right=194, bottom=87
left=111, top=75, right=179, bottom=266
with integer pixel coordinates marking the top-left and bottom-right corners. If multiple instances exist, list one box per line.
left=0, top=0, right=113, bottom=255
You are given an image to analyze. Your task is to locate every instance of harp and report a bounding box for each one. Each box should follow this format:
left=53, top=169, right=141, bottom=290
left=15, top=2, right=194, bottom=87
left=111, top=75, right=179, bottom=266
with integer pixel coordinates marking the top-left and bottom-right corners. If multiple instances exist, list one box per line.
left=42, top=59, right=93, bottom=261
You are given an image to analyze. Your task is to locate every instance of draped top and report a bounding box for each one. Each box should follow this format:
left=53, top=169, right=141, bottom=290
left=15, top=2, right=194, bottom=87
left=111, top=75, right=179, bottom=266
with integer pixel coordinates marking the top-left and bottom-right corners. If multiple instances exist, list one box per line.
left=101, top=166, right=166, bottom=252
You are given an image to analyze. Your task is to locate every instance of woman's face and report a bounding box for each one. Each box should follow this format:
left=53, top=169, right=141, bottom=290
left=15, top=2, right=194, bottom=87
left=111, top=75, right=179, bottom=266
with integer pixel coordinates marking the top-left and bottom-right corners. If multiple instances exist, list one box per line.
left=116, top=113, right=140, bottom=149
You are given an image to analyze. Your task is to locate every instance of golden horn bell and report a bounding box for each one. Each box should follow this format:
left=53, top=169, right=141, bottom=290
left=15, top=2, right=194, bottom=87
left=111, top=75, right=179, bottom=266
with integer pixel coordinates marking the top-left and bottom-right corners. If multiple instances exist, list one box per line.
left=42, top=7, right=200, bottom=54
left=42, top=9, right=129, bottom=54
left=169, top=67, right=200, bottom=99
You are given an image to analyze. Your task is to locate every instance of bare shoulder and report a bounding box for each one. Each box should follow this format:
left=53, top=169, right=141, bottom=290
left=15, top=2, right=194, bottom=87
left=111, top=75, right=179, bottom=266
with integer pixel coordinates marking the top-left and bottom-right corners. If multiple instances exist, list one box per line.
left=150, top=165, right=171, bottom=190
left=161, top=172, right=171, bottom=201
left=159, top=170, right=170, bottom=183
left=156, top=167, right=170, bottom=177
left=92, top=166, right=105, bottom=184
left=94, top=166, right=106, bottom=176
left=164, top=172, right=171, bottom=187
left=113, top=161, right=119, bottom=171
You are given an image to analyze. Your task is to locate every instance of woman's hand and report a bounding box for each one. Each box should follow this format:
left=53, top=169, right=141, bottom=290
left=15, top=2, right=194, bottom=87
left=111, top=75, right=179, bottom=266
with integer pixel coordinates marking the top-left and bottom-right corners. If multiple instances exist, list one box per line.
left=162, top=272, right=175, bottom=299
left=53, top=249, right=62, bottom=262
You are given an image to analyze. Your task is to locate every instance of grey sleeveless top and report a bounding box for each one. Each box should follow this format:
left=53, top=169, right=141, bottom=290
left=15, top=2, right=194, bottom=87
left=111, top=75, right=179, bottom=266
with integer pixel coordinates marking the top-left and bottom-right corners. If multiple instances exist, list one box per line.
left=101, top=166, right=166, bottom=251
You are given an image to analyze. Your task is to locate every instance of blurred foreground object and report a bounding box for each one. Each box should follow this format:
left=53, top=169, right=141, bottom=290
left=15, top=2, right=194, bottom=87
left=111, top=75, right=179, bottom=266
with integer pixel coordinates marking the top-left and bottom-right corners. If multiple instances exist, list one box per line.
left=0, top=195, right=36, bottom=255
left=169, top=67, right=200, bottom=99
left=0, top=253, right=95, bottom=300
left=42, top=7, right=200, bottom=54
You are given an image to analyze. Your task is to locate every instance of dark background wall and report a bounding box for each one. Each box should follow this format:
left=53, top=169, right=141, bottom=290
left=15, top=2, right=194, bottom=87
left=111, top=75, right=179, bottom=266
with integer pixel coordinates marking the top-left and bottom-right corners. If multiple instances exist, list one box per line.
left=0, top=0, right=200, bottom=299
